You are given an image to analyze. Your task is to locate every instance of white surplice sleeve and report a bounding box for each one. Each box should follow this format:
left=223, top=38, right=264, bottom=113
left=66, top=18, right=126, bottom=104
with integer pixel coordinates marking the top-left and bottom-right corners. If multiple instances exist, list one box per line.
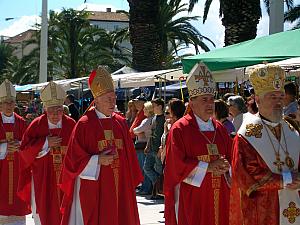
left=36, top=138, right=50, bottom=158
left=79, top=155, right=100, bottom=180
left=0, top=143, right=8, bottom=160
left=183, top=161, right=208, bottom=187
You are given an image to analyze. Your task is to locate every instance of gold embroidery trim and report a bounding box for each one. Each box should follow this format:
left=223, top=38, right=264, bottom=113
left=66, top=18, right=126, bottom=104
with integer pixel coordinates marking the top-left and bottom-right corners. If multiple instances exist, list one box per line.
left=214, top=188, right=220, bottom=225
left=50, top=145, right=67, bottom=202
left=245, top=124, right=263, bottom=138
left=8, top=161, right=14, bottom=205
left=111, top=158, right=120, bottom=207
left=246, top=172, right=272, bottom=196
left=197, top=155, right=210, bottom=163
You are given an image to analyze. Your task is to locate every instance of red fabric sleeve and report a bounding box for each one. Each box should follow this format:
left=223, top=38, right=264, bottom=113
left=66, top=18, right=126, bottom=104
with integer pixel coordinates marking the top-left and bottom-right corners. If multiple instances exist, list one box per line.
left=114, top=114, right=143, bottom=187
left=232, top=135, right=282, bottom=196
left=18, top=116, right=47, bottom=203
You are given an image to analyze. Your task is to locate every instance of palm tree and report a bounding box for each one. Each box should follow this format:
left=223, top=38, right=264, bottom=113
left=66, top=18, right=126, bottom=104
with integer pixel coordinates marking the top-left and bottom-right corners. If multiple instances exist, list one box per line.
left=118, top=0, right=214, bottom=70
left=0, top=43, right=17, bottom=82
left=15, top=8, right=131, bottom=83
left=128, top=0, right=162, bottom=71
left=158, top=0, right=214, bottom=65
left=285, top=4, right=300, bottom=29
left=188, top=0, right=293, bottom=46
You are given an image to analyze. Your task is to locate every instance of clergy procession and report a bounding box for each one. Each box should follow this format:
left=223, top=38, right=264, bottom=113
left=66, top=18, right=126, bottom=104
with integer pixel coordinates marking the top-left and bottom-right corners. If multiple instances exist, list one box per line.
left=1, top=62, right=300, bottom=225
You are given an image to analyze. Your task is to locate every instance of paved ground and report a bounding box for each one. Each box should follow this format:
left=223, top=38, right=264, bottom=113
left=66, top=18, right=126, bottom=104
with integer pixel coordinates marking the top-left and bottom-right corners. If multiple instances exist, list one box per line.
left=26, top=195, right=165, bottom=225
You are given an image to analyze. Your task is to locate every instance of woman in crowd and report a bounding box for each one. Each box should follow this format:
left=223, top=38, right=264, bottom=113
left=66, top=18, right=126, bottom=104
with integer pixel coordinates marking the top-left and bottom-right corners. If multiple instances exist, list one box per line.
left=160, top=98, right=186, bottom=162
left=126, top=100, right=138, bottom=127
left=227, top=95, right=247, bottom=131
left=133, top=101, right=154, bottom=195
left=246, top=96, right=258, bottom=114
left=214, top=99, right=235, bottom=136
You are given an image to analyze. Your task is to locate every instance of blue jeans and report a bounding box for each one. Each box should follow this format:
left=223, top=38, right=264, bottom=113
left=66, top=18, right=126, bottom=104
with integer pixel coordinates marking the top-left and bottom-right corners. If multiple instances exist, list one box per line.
left=143, top=151, right=163, bottom=185
left=136, top=151, right=152, bottom=193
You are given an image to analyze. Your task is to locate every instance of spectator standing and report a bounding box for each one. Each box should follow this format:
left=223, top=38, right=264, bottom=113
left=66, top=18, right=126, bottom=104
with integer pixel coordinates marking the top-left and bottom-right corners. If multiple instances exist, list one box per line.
left=144, top=98, right=165, bottom=200
left=64, top=94, right=80, bottom=121
left=133, top=101, right=154, bottom=195
left=283, top=82, right=298, bottom=118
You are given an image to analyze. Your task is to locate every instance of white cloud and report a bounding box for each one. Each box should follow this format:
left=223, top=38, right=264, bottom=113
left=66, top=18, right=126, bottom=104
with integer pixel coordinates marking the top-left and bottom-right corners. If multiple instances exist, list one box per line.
left=76, top=3, right=117, bottom=12
left=0, top=15, right=40, bottom=37
left=0, top=3, right=120, bottom=38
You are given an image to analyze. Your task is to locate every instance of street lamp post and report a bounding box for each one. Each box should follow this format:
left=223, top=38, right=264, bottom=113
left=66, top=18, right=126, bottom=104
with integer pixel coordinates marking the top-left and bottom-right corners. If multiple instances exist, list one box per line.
left=269, top=0, right=284, bottom=34
left=39, top=0, right=48, bottom=83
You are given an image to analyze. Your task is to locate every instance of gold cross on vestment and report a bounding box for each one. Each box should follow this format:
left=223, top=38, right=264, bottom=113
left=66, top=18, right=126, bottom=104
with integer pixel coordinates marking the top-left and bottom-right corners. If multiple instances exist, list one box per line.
left=5, top=132, right=15, bottom=205
left=274, top=153, right=284, bottom=172
left=98, top=130, right=123, bottom=151
left=283, top=202, right=300, bottom=224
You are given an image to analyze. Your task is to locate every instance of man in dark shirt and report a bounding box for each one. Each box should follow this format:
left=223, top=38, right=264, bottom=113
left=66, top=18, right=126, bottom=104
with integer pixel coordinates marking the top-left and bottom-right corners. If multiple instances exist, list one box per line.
left=64, top=94, right=80, bottom=121
left=144, top=98, right=165, bottom=199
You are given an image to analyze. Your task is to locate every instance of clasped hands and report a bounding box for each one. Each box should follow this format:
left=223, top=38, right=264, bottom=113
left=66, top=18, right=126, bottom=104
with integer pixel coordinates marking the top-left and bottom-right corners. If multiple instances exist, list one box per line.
left=7, top=140, right=20, bottom=153
left=47, top=135, right=62, bottom=148
left=207, top=156, right=230, bottom=176
left=98, top=149, right=118, bottom=166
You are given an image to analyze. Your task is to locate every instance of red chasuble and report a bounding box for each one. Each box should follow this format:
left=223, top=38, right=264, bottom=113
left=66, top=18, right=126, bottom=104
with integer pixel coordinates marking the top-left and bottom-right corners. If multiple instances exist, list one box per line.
left=229, top=136, right=292, bottom=225
left=164, top=112, right=232, bottom=225
left=0, top=113, right=30, bottom=216
left=60, top=109, right=143, bottom=225
left=18, top=114, right=76, bottom=225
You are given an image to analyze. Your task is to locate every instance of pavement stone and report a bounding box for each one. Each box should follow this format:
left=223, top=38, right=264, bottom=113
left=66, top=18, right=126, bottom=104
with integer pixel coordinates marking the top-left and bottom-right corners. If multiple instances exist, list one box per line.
left=26, top=195, right=165, bottom=225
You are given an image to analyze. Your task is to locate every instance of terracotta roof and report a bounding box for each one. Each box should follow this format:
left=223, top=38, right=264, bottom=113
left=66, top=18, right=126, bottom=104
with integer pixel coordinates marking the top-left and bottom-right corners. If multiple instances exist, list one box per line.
left=87, top=11, right=129, bottom=22
left=4, top=29, right=36, bottom=44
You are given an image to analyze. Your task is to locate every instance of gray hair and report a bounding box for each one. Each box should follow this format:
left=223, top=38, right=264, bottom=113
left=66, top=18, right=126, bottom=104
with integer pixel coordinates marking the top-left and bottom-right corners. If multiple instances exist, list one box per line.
left=227, top=96, right=247, bottom=113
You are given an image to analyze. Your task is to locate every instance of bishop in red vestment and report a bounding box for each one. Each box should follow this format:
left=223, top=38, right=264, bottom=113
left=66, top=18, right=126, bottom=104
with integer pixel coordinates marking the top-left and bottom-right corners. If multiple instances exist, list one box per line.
left=230, top=65, right=300, bottom=225
left=60, top=66, right=143, bottom=225
left=164, top=63, right=232, bottom=225
left=18, top=81, right=76, bottom=225
left=0, top=80, right=30, bottom=225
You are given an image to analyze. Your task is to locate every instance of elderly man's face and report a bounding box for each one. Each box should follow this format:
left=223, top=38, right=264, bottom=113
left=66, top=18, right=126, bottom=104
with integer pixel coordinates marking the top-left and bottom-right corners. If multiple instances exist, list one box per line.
left=94, top=91, right=116, bottom=116
left=46, top=105, right=64, bottom=124
left=256, top=91, right=285, bottom=122
left=1, top=99, right=15, bottom=116
left=189, top=94, right=215, bottom=121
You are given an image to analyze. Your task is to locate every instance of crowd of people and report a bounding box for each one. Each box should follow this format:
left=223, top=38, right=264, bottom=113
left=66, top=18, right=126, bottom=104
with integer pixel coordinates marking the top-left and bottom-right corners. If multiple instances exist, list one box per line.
left=0, top=62, right=300, bottom=225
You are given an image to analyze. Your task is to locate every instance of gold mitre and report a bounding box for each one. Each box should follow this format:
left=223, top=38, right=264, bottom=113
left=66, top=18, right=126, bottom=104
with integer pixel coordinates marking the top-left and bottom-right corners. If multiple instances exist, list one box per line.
left=88, top=66, right=115, bottom=98
left=186, top=62, right=216, bottom=98
left=40, top=81, right=66, bottom=108
left=0, top=79, right=16, bottom=103
left=249, top=64, right=285, bottom=96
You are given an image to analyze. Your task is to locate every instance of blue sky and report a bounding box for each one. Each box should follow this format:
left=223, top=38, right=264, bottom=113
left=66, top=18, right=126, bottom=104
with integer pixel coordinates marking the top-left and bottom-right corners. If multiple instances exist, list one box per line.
left=0, top=0, right=299, bottom=50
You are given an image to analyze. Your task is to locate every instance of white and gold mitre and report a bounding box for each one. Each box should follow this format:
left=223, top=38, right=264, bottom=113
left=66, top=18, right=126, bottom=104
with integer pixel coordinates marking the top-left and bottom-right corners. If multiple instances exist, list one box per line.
left=0, top=79, right=16, bottom=103
left=40, top=81, right=66, bottom=108
left=249, top=64, right=285, bottom=96
left=186, top=63, right=216, bottom=98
